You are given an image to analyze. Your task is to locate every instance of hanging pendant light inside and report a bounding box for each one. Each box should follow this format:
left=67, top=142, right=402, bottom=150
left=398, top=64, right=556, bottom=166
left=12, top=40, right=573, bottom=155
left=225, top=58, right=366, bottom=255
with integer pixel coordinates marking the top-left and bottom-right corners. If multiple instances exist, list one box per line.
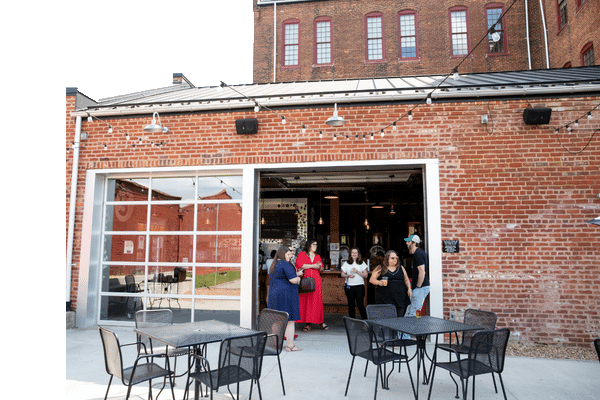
left=318, top=191, right=324, bottom=225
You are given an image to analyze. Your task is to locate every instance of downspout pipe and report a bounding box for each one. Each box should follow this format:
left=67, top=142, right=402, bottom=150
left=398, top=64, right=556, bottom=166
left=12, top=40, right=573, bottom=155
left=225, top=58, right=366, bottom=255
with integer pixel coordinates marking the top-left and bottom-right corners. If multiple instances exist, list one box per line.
left=525, top=0, right=532, bottom=69
left=273, top=2, right=277, bottom=82
left=66, top=115, right=82, bottom=310
left=539, top=0, right=550, bottom=68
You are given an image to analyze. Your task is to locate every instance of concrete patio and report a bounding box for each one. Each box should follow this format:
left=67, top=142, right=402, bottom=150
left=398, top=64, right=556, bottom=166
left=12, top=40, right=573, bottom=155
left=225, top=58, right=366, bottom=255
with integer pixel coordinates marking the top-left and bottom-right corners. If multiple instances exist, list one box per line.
left=67, top=315, right=600, bottom=400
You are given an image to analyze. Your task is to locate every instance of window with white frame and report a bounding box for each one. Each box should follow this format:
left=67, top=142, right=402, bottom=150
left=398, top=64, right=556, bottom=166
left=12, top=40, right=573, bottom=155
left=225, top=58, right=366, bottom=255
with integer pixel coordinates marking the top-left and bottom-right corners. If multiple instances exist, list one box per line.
left=399, top=11, right=418, bottom=59
left=99, top=174, right=243, bottom=322
left=450, top=7, right=469, bottom=57
left=315, top=17, right=332, bottom=64
left=366, top=13, right=384, bottom=61
left=284, top=20, right=300, bottom=66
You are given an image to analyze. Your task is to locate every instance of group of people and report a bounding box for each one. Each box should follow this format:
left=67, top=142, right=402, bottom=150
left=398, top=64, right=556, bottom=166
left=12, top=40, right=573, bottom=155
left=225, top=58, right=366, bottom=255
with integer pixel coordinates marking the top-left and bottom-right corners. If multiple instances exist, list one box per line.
left=267, top=239, right=328, bottom=352
left=266, top=234, right=430, bottom=351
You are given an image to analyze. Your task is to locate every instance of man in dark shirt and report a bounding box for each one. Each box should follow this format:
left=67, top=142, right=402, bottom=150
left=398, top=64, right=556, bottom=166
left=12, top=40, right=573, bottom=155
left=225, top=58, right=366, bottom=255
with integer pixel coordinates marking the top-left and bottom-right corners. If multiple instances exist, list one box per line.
left=403, top=234, right=430, bottom=318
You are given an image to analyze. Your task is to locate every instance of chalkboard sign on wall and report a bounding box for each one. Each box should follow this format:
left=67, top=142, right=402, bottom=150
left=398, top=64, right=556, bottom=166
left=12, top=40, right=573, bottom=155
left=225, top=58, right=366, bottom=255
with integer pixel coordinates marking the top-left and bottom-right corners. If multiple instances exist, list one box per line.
left=442, top=240, right=460, bottom=253
left=260, top=210, right=298, bottom=239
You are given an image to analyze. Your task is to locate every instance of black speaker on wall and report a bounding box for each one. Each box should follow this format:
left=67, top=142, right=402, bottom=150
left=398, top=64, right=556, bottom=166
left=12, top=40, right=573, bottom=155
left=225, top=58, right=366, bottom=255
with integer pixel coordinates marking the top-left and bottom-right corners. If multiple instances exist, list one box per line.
left=235, top=118, right=258, bottom=134
left=523, top=107, right=552, bottom=125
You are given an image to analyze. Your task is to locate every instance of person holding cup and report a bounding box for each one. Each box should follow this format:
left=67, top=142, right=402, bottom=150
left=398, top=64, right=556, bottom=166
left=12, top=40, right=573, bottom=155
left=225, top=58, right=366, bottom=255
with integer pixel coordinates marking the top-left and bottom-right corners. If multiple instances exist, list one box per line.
left=369, top=250, right=413, bottom=317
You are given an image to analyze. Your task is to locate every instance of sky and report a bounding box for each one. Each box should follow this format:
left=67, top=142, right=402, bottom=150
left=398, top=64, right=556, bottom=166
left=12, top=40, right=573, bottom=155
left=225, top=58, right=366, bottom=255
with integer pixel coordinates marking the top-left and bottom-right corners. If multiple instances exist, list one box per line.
left=2, top=1, right=255, bottom=365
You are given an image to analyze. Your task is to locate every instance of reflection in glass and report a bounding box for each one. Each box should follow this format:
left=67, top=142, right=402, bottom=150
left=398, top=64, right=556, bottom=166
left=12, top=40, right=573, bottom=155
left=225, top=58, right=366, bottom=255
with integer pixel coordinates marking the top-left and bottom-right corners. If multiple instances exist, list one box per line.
left=99, top=265, right=144, bottom=320
left=193, top=299, right=241, bottom=323
left=151, top=177, right=196, bottom=203
left=196, top=235, right=242, bottom=263
left=149, top=204, right=184, bottom=232
left=103, top=234, right=147, bottom=262
left=107, top=179, right=150, bottom=201
left=197, top=203, right=242, bottom=231
left=104, top=204, right=148, bottom=231
left=148, top=235, right=194, bottom=263
left=197, top=176, right=243, bottom=200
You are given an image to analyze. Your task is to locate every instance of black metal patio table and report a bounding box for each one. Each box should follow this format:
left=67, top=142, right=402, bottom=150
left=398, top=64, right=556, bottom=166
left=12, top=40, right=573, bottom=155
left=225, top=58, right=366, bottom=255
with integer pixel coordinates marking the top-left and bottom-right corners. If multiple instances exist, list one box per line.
left=134, top=319, right=263, bottom=400
left=368, top=316, right=482, bottom=400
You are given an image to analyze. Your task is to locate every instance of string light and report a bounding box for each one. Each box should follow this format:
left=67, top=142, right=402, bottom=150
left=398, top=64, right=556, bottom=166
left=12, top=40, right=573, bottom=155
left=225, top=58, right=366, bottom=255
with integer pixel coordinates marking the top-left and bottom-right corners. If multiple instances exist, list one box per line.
left=254, top=103, right=260, bottom=112
left=319, top=130, right=323, bottom=139
left=392, top=121, right=397, bottom=131
left=408, top=111, right=413, bottom=121
left=426, top=93, right=432, bottom=105
left=380, top=129, right=385, bottom=138
left=588, top=112, right=593, bottom=120
left=452, top=67, right=459, bottom=80
left=281, top=116, right=286, bottom=125
left=108, top=126, right=113, bottom=134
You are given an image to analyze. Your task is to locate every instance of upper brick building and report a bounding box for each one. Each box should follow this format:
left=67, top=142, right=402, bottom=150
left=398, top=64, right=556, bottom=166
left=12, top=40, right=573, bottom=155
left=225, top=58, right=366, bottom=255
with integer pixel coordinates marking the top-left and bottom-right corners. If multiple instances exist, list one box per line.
left=253, top=0, right=599, bottom=83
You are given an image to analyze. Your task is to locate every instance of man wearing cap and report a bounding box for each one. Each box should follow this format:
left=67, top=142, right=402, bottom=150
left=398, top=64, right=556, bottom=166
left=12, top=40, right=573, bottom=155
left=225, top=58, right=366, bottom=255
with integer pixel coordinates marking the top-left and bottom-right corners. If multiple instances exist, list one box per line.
left=403, top=234, right=430, bottom=318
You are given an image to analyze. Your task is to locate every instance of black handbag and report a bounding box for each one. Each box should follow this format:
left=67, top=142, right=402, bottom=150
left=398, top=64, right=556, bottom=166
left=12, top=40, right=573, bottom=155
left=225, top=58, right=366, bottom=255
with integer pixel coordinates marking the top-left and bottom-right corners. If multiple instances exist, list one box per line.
left=299, top=276, right=315, bottom=293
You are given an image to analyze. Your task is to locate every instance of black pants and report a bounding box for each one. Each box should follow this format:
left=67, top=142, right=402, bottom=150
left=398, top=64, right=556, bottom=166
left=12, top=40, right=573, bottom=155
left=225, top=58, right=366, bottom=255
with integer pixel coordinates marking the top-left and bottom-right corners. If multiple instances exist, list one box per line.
left=344, top=284, right=367, bottom=319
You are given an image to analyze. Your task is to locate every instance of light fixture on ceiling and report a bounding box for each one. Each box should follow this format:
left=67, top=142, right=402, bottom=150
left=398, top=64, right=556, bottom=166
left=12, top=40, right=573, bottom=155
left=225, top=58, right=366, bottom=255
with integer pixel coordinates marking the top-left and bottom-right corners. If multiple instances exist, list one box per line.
left=389, top=174, right=396, bottom=215
left=326, top=103, right=346, bottom=127
left=372, top=202, right=383, bottom=209
left=260, top=199, right=265, bottom=224
left=144, top=112, right=169, bottom=133
left=324, top=192, right=339, bottom=199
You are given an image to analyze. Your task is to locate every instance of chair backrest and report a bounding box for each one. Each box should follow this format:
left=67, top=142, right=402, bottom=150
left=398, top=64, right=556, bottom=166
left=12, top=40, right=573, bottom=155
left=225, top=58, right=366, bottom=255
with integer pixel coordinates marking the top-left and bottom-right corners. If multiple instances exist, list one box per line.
left=343, top=316, right=374, bottom=357
left=135, top=309, right=173, bottom=352
left=365, top=304, right=398, bottom=340
left=468, top=329, right=510, bottom=375
left=258, top=309, right=289, bottom=355
left=98, top=326, right=124, bottom=381
left=125, top=275, right=137, bottom=293
left=595, top=338, right=600, bottom=363
left=216, top=332, right=267, bottom=387
left=462, top=309, right=497, bottom=346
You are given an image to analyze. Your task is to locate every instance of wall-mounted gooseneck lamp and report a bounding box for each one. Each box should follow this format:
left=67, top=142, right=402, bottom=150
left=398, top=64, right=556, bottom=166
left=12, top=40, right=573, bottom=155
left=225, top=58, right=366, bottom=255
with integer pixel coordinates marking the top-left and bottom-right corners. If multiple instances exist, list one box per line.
left=144, top=112, right=169, bottom=134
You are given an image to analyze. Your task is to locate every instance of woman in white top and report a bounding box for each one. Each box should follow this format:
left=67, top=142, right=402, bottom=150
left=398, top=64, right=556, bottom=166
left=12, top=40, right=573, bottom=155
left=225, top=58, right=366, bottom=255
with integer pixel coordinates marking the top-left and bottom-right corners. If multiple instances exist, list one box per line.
left=340, top=247, right=369, bottom=319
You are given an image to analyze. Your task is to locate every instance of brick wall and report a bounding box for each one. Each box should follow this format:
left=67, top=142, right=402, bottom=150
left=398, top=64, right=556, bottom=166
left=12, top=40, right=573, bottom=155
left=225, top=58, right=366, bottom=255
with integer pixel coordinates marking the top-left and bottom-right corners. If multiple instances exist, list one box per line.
left=542, top=0, right=600, bottom=68
left=253, top=0, right=533, bottom=83
left=66, top=94, right=600, bottom=347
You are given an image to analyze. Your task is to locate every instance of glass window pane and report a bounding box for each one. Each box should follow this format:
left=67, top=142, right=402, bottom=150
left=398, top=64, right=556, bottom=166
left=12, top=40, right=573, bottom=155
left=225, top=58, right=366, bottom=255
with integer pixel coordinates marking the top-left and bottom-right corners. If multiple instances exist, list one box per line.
left=99, top=265, right=144, bottom=320
left=104, top=204, right=148, bottom=231
left=197, top=176, right=243, bottom=200
left=194, top=298, right=240, bottom=323
left=196, top=235, right=242, bottom=263
left=150, top=204, right=184, bottom=232
left=148, top=235, right=194, bottom=263
left=197, top=203, right=242, bottom=232
left=150, top=177, right=196, bottom=203
left=103, top=234, right=147, bottom=262
left=107, top=178, right=150, bottom=201
left=194, top=267, right=241, bottom=295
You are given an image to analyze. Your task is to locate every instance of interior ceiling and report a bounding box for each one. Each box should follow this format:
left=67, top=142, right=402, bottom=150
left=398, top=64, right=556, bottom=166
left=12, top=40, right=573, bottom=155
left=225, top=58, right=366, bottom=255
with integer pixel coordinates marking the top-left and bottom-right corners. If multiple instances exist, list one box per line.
left=260, top=167, right=423, bottom=206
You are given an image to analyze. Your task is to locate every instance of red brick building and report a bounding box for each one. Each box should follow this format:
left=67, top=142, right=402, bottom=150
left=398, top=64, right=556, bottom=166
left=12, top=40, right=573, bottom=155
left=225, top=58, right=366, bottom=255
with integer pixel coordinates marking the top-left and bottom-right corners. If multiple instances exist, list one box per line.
left=253, top=0, right=599, bottom=83
left=66, top=65, right=600, bottom=347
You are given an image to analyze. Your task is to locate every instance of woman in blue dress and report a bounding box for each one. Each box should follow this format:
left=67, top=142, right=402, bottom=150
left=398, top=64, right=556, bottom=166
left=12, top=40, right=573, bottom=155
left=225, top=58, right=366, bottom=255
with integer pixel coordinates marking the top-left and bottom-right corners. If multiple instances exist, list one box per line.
left=268, top=245, right=304, bottom=351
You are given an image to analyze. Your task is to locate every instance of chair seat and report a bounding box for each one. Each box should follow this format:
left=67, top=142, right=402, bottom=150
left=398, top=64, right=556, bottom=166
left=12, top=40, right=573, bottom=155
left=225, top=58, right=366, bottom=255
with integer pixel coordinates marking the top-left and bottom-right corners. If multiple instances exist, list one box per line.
left=122, top=362, right=172, bottom=386
left=434, top=358, right=494, bottom=379
left=436, top=342, right=471, bottom=354
left=189, top=365, right=254, bottom=388
left=380, top=338, right=418, bottom=348
left=358, top=347, right=408, bottom=365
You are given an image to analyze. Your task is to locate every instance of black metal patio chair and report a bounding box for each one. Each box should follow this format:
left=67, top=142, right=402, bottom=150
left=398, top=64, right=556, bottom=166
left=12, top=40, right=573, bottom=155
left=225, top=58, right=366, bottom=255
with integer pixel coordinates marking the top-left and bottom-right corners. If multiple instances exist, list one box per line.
left=343, top=316, right=416, bottom=400
left=428, top=328, right=510, bottom=400
left=135, top=309, right=190, bottom=379
left=594, top=338, right=600, bottom=363
left=365, top=304, right=418, bottom=379
left=99, top=326, right=175, bottom=400
left=435, top=309, right=498, bottom=396
left=257, top=308, right=289, bottom=395
left=184, top=332, right=267, bottom=400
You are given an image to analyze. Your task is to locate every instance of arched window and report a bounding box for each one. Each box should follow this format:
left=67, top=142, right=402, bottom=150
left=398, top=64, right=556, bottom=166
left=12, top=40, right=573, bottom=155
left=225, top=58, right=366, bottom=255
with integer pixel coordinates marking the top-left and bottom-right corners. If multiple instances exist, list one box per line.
left=399, top=10, right=418, bottom=60
left=365, top=12, right=384, bottom=61
left=314, top=16, right=332, bottom=65
left=449, top=6, right=469, bottom=57
left=581, top=42, right=595, bottom=66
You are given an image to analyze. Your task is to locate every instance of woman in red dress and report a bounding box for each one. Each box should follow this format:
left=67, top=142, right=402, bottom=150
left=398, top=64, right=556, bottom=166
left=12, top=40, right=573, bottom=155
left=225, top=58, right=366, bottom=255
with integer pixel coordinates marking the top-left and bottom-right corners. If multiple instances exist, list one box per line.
left=295, top=239, right=329, bottom=331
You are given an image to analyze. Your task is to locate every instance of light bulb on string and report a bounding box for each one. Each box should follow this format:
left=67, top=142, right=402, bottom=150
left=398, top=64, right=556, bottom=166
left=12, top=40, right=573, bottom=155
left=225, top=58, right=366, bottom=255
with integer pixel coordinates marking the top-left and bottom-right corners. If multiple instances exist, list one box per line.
left=319, top=130, right=323, bottom=139
left=574, top=119, right=579, bottom=127
left=333, top=134, right=337, bottom=141
left=588, top=112, right=593, bottom=120
left=108, top=126, right=113, bottom=134
left=302, top=125, right=306, bottom=134
left=452, top=67, right=459, bottom=80
left=408, top=111, right=413, bottom=121
left=281, top=116, right=286, bottom=125
left=370, top=132, right=374, bottom=140
left=125, top=132, right=131, bottom=140
left=254, top=103, right=260, bottom=113
left=380, top=129, right=385, bottom=138
left=426, top=94, right=432, bottom=105
left=392, top=122, right=397, bottom=131
left=87, top=115, right=93, bottom=123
